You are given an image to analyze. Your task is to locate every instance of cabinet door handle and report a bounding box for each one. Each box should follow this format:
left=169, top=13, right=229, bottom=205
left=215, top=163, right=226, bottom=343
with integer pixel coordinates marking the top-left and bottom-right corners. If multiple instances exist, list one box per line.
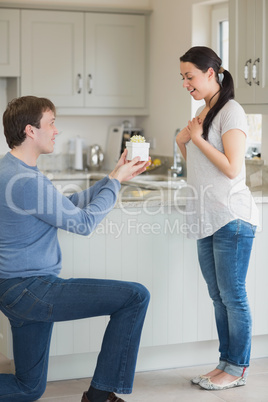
left=76, top=74, right=83, bottom=94
left=88, top=74, right=93, bottom=94
left=252, top=58, right=260, bottom=86
left=244, top=59, right=252, bottom=86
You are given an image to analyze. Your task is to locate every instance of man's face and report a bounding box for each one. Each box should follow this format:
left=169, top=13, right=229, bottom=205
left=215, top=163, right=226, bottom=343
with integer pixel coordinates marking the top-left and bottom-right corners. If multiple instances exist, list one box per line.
left=33, top=109, right=58, bottom=154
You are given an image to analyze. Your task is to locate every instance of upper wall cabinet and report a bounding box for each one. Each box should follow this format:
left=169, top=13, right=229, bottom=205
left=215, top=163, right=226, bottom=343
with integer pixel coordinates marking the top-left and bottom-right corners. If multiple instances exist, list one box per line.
left=21, top=10, right=85, bottom=108
left=0, top=9, right=20, bottom=76
left=21, top=10, right=146, bottom=115
left=84, top=13, right=145, bottom=109
left=229, top=0, right=268, bottom=107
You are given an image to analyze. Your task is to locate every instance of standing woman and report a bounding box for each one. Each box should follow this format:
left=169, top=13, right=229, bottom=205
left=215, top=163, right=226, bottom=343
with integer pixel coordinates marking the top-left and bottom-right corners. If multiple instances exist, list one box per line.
left=177, top=46, right=259, bottom=390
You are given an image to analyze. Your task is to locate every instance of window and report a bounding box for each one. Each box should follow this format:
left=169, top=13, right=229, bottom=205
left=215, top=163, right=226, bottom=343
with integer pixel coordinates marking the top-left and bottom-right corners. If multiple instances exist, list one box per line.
left=219, top=20, right=229, bottom=69
left=192, top=1, right=262, bottom=159
left=246, top=114, right=262, bottom=158
left=211, top=3, right=228, bottom=69
left=212, top=3, right=262, bottom=158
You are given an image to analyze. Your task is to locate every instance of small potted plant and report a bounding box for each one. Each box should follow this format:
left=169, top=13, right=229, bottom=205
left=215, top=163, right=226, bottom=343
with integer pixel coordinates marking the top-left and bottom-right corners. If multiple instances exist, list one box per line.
left=126, top=135, right=150, bottom=161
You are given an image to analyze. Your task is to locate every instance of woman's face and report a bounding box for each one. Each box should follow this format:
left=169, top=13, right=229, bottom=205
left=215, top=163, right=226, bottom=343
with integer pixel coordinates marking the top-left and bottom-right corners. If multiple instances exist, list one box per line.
left=180, top=61, right=214, bottom=102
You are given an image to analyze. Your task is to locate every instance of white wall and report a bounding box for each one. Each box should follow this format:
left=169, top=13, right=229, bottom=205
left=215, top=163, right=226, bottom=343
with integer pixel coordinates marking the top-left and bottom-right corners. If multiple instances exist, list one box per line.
left=137, top=0, right=204, bottom=156
left=137, top=0, right=233, bottom=157
left=137, top=0, right=193, bottom=157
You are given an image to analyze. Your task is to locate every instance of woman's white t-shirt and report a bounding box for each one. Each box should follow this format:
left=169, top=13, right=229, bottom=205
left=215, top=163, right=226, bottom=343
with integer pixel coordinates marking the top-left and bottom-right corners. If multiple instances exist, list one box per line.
left=185, top=99, right=259, bottom=239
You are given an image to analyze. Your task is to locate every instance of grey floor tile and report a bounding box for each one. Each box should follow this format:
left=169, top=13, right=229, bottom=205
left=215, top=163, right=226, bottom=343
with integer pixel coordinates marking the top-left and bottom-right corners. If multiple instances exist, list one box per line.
left=41, top=378, right=88, bottom=398
left=126, top=373, right=226, bottom=401
left=249, top=357, right=268, bottom=374
left=213, top=373, right=268, bottom=402
left=0, top=353, right=14, bottom=374
left=1, top=354, right=268, bottom=401
left=174, top=363, right=217, bottom=381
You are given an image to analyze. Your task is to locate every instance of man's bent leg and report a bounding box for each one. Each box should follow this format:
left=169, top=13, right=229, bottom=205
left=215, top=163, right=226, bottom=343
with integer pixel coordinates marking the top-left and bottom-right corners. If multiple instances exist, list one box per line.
left=90, top=282, right=150, bottom=394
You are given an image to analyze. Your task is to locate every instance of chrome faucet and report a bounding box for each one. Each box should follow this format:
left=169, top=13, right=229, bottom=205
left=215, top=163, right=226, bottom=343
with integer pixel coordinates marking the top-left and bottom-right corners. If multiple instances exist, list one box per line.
left=170, top=128, right=183, bottom=177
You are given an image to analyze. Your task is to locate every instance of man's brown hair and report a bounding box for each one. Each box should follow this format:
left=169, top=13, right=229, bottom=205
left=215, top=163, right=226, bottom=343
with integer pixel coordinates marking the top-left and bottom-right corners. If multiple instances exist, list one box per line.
left=3, top=96, right=56, bottom=149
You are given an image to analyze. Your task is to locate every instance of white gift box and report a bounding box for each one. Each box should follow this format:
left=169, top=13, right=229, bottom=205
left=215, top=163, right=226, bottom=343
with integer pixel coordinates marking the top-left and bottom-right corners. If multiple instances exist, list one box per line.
left=126, top=141, right=150, bottom=161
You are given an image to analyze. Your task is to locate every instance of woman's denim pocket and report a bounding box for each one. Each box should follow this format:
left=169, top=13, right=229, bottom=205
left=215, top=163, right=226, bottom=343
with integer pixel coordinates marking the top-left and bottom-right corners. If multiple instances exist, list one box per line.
left=225, top=219, right=257, bottom=237
left=250, top=224, right=257, bottom=236
left=237, top=219, right=257, bottom=237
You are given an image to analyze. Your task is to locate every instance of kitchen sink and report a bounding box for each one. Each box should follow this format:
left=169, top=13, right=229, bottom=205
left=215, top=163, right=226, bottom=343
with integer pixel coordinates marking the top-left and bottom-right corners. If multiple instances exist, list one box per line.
left=52, top=178, right=89, bottom=195
left=125, top=174, right=187, bottom=189
left=51, top=173, right=106, bottom=195
left=51, top=172, right=187, bottom=200
left=132, top=174, right=183, bottom=181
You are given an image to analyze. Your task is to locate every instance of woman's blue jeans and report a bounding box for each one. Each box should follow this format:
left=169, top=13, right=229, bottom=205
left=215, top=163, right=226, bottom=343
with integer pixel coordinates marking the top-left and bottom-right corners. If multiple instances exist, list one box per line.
left=0, top=275, right=150, bottom=401
left=197, top=219, right=256, bottom=378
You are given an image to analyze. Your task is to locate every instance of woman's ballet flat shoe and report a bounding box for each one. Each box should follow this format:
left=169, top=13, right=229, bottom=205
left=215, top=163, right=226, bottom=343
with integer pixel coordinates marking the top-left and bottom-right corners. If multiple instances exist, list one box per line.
left=191, top=375, right=210, bottom=385
left=199, top=376, right=246, bottom=390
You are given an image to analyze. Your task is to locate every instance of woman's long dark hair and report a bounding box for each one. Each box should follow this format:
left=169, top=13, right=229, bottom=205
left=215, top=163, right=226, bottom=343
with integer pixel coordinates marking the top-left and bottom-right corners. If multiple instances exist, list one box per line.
left=180, top=46, right=234, bottom=140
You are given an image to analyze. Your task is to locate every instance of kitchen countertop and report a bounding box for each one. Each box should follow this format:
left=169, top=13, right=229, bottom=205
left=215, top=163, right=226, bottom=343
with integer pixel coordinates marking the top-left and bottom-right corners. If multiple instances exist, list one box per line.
left=250, top=188, right=268, bottom=203
left=115, top=187, right=268, bottom=209
left=47, top=170, right=268, bottom=207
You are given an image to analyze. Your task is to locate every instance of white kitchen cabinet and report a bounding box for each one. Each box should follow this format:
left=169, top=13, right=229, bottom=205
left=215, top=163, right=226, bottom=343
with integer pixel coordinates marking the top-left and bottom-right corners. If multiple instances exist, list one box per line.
left=0, top=9, right=20, bottom=76
left=85, top=13, right=145, bottom=109
left=229, top=0, right=268, bottom=106
left=20, top=10, right=146, bottom=113
left=48, top=202, right=268, bottom=356
left=249, top=202, right=268, bottom=335
left=1, top=202, right=267, bottom=377
left=49, top=208, right=186, bottom=355
left=21, top=10, right=84, bottom=107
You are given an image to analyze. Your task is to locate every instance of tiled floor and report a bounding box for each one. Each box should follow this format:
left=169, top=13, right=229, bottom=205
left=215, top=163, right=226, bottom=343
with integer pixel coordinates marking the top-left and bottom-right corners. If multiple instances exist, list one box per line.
left=1, top=354, right=268, bottom=401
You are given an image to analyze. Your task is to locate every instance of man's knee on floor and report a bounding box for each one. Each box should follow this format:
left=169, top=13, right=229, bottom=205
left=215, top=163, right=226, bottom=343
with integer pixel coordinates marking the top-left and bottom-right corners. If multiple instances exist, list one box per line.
left=17, top=376, right=47, bottom=401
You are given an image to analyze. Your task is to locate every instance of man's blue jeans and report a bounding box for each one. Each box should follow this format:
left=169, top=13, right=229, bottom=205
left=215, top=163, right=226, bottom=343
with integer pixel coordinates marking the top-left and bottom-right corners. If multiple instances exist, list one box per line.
left=0, top=275, right=150, bottom=401
left=197, top=219, right=256, bottom=378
